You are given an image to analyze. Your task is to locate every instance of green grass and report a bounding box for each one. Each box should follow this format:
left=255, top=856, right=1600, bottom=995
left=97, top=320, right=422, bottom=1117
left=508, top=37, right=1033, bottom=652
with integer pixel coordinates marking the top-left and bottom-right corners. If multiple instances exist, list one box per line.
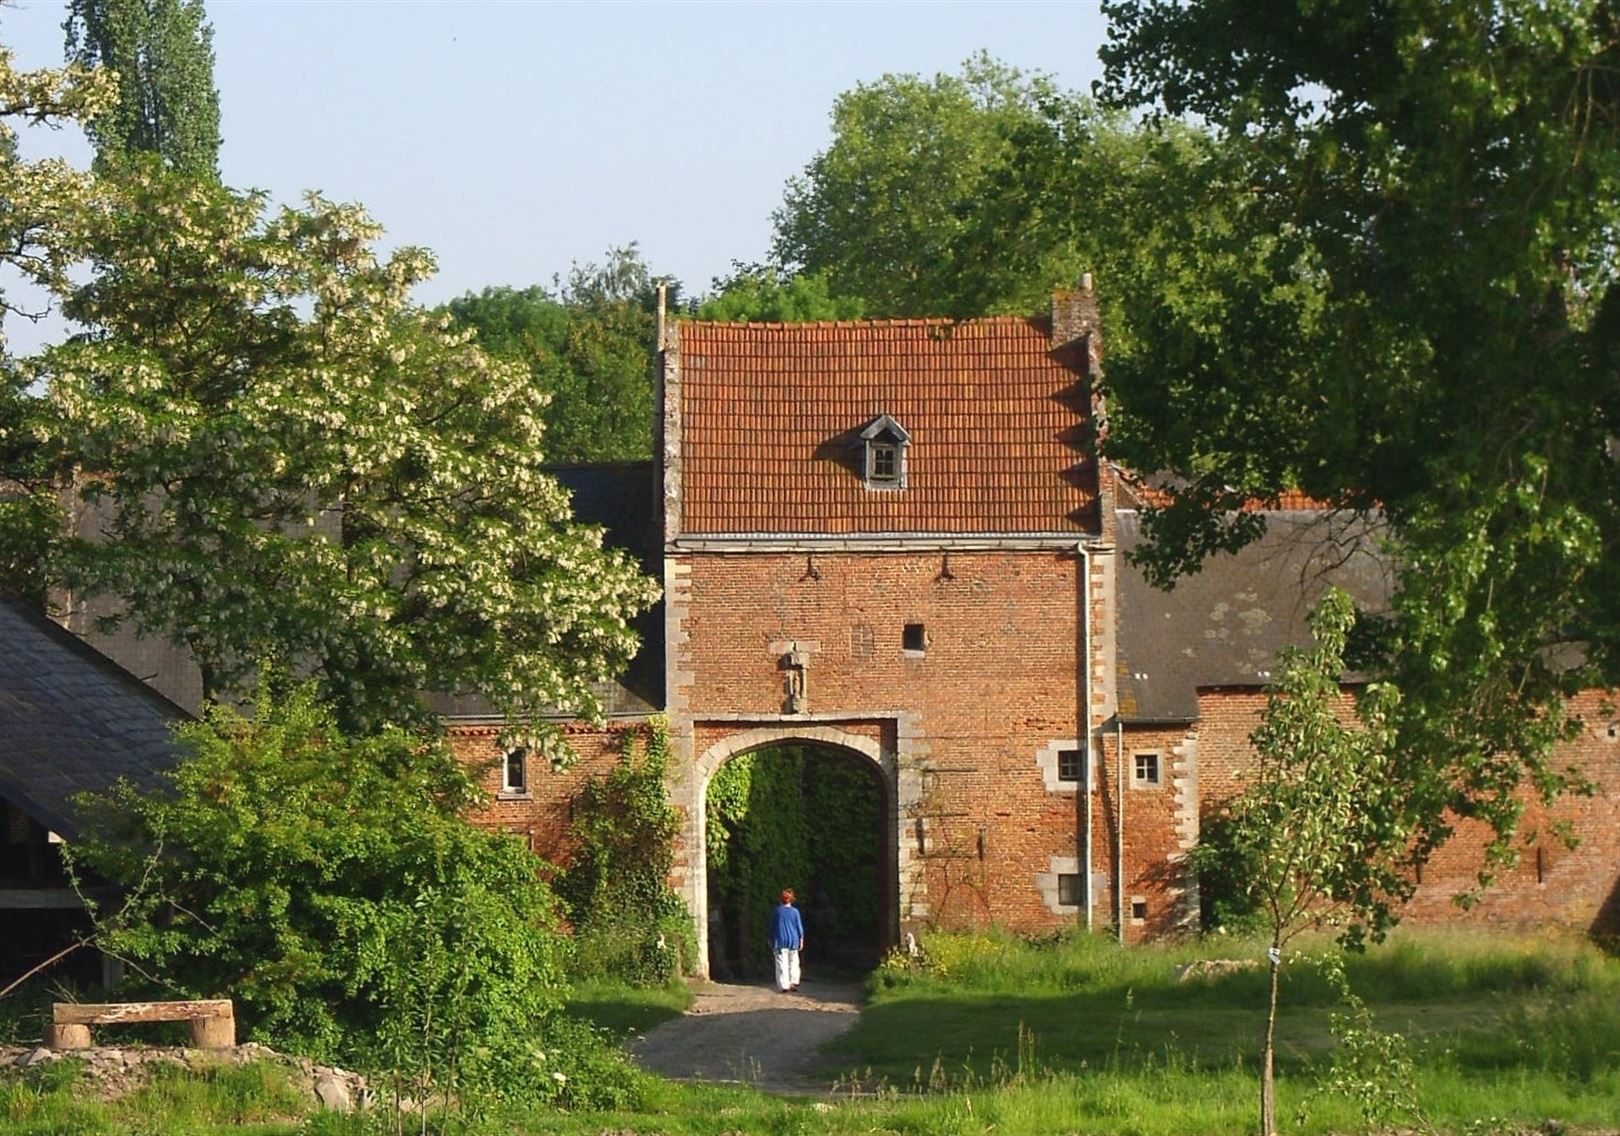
left=562, top=976, right=693, bottom=1040
left=4, top=930, right=1617, bottom=1134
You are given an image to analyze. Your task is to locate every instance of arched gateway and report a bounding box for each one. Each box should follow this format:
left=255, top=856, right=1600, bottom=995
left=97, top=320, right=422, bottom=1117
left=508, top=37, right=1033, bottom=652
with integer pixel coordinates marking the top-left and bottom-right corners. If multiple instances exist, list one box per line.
left=676, top=724, right=909, bottom=978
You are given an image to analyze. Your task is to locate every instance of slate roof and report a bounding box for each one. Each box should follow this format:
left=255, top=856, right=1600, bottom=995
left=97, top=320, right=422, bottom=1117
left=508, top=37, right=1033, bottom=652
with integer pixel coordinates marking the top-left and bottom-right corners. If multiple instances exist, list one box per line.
left=1116, top=509, right=1395, bottom=722
left=675, top=316, right=1098, bottom=535
left=0, top=598, right=186, bottom=839
left=426, top=462, right=664, bottom=721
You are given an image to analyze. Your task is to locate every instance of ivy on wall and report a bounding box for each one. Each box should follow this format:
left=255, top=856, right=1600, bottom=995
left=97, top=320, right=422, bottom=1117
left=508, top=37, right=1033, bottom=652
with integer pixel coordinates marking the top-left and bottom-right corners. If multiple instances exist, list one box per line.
left=706, top=745, right=883, bottom=972
left=556, top=717, right=693, bottom=983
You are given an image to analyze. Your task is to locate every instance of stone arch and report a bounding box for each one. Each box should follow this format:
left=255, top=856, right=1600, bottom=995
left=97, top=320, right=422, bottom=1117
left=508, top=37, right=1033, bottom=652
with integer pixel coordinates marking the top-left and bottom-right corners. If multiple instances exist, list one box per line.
left=686, top=724, right=898, bottom=978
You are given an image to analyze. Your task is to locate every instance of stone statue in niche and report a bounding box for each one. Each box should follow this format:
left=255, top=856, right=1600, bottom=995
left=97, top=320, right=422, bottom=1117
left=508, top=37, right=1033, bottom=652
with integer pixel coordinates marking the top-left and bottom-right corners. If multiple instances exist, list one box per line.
left=782, top=648, right=809, bottom=714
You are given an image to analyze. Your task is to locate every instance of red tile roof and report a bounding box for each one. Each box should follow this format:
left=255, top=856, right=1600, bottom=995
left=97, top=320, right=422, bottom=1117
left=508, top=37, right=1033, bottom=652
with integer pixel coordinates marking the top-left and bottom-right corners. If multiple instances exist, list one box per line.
left=675, top=316, right=1097, bottom=535
left=1115, top=467, right=1339, bottom=513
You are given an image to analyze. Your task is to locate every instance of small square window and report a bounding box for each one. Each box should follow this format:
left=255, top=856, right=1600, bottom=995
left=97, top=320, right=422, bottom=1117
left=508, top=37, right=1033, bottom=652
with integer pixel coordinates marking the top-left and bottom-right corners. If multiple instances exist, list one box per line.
left=903, top=623, right=926, bottom=652
left=1133, top=753, right=1161, bottom=787
left=1057, top=873, right=1085, bottom=907
left=871, top=443, right=899, bottom=482
left=1057, top=748, right=1086, bottom=783
left=502, top=748, right=528, bottom=795
left=1131, top=899, right=1148, bottom=922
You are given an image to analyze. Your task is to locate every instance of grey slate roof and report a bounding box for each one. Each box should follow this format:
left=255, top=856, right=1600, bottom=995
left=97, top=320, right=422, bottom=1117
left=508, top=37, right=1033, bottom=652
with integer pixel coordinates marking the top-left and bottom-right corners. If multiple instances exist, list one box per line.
left=1116, top=510, right=1394, bottom=722
left=0, top=598, right=186, bottom=839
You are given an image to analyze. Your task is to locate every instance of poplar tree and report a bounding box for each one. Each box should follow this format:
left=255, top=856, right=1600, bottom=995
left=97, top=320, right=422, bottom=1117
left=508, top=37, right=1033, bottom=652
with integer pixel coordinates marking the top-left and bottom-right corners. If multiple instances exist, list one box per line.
left=64, top=0, right=221, bottom=176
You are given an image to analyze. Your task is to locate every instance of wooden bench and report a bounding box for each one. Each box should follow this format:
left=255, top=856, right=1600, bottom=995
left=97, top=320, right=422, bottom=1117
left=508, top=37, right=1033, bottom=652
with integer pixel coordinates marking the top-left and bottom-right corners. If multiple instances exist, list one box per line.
left=46, top=999, right=235, bottom=1050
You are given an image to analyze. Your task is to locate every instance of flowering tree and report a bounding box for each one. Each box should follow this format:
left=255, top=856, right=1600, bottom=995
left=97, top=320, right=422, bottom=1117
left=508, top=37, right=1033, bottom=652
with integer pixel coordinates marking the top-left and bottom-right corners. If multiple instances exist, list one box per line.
left=0, top=45, right=112, bottom=599
left=24, top=161, right=658, bottom=742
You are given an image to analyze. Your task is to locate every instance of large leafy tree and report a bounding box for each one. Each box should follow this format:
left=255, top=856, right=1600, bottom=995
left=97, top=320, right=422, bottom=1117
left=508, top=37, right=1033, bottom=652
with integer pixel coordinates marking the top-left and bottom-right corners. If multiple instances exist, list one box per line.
left=1094, top=0, right=1620, bottom=863
left=0, top=43, right=111, bottom=599
left=445, top=245, right=662, bottom=463
left=24, top=161, right=658, bottom=739
left=64, top=0, right=221, bottom=176
left=771, top=53, right=1172, bottom=321
left=775, top=54, right=1075, bottom=317
left=696, top=264, right=866, bottom=323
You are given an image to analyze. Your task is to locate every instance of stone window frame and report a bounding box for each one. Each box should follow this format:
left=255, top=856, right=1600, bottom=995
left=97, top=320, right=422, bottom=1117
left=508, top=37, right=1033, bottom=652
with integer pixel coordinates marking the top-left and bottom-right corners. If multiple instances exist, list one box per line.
left=1131, top=751, right=1162, bottom=789
left=1036, top=856, right=1082, bottom=915
left=1035, top=739, right=1089, bottom=793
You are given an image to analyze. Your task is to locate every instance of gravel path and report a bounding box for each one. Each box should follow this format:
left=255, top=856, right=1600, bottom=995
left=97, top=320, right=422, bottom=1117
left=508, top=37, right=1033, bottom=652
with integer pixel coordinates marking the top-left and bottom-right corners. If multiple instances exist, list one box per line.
left=626, top=978, right=862, bottom=1096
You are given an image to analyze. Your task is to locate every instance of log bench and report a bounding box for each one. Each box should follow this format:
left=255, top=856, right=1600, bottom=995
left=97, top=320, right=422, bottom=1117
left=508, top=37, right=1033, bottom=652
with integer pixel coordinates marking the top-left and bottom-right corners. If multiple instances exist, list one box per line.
left=46, top=999, right=235, bottom=1050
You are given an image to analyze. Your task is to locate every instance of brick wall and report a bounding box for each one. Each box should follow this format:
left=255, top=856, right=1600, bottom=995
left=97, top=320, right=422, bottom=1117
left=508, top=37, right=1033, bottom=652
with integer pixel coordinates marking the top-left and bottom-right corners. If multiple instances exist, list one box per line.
left=672, top=547, right=1095, bottom=937
left=1191, top=687, right=1620, bottom=935
left=451, top=721, right=650, bottom=870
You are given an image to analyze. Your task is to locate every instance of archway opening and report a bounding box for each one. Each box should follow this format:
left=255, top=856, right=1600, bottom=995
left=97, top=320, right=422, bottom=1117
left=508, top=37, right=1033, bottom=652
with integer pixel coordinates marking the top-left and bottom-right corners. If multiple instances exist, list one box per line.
left=704, top=742, right=887, bottom=980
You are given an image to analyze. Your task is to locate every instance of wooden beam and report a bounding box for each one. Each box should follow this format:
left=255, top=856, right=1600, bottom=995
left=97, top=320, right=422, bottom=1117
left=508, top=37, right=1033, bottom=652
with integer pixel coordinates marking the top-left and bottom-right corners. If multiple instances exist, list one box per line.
left=53, top=999, right=232, bottom=1025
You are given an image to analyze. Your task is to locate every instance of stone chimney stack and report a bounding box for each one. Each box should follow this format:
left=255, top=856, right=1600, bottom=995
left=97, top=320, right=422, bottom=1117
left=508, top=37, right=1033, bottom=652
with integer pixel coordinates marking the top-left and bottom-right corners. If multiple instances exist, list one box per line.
left=1050, top=274, right=1100, bottom=356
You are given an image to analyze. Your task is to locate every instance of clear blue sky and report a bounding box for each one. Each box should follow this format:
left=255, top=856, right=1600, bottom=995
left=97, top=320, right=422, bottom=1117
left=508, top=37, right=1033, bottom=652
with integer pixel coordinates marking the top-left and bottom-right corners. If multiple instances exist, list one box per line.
left=2, top=0, right=1109, bottom=308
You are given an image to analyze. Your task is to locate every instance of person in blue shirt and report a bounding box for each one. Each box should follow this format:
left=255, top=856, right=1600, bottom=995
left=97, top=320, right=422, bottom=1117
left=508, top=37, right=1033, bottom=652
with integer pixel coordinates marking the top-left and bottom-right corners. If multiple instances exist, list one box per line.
left=770, top=888, right=805, bottom=992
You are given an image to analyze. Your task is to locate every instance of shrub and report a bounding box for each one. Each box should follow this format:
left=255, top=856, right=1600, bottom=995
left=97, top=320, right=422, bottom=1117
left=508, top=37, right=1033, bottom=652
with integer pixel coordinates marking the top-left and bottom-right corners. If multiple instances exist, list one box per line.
left=71, top=681, right=582, bottom=1107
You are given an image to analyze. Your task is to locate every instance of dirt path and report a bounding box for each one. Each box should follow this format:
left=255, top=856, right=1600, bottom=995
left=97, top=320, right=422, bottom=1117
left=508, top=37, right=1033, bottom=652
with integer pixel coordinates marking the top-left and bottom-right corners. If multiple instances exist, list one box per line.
left=627, top=978, right=862, bottom=1095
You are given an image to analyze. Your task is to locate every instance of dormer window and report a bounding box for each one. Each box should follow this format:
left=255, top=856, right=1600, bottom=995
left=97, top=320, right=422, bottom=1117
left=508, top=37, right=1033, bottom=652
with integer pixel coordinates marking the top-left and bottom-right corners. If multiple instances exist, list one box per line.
left=859, top=414, right=910, bottom=489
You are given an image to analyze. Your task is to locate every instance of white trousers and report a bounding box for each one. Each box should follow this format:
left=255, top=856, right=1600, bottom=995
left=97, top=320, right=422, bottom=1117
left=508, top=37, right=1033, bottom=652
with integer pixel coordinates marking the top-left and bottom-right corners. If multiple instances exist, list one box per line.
left=774, top=948, right=801, bottom=991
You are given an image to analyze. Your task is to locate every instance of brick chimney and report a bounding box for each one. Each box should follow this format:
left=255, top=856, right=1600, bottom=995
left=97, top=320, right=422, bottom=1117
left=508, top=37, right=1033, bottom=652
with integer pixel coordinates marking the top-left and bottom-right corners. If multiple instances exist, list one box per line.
left=1050, top=274, right=1100, bottom=354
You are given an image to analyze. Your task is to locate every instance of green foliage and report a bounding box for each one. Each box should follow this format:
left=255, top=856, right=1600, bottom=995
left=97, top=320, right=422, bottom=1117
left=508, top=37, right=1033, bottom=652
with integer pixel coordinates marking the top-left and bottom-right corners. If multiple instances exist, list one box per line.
left=1096, top=0, right=1620, bottom=868
left=696, top=265, right=866, bottom=322
left=21, top=161, right=657, bottom=738
left=65, top=0, right=221, bottom=176
left=70, top=682, right=582, bottom=1107
left=1192, top=588, right=1414, bottom=1133
left=773, top=53, right=1069, bottom=317
left=444, top=244, right=665, bottom=463
left=556, top=718, right=692, bottom=984
left=706, top=746, right=883, bottom=971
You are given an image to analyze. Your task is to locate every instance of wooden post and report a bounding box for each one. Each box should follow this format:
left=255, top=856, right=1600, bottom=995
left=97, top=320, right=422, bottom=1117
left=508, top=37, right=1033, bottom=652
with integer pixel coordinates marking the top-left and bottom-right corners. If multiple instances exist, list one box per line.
left=187, top=1011, right=235, bottom=1049
left=45, top=1023, right=91, bottom=1049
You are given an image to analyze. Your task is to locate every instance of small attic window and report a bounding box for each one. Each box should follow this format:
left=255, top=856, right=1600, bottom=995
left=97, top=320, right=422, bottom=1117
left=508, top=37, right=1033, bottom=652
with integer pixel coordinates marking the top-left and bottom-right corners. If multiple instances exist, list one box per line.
left=859, top=414, right=910, bottom=489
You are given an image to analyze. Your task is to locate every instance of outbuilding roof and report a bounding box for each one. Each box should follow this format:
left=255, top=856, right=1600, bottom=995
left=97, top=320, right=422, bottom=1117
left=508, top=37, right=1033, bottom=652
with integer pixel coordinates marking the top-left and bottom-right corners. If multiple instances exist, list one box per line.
left=673, top=315, right=1098, bottom=536
left=1115, top=509, right=1395, bottom=722
left=0, top=598, right=186, bottom=839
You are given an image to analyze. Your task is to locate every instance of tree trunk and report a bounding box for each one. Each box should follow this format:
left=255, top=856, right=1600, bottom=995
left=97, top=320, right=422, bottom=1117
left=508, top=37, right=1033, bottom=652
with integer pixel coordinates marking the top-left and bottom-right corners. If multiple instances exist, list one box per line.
left=1262, top=941, right=1280, bottom=1136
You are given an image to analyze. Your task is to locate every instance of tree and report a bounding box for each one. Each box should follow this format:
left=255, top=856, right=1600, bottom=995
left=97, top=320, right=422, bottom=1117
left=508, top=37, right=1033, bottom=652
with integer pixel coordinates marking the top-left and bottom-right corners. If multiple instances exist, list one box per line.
left=0, top=43, right=112, bottom=599
left=64, top=0, right=221, bottom=176
left=1193, top=589, right=1411, bottom=1136
left=445, top=245, right=664, bottom=463
left=1096, top=0, right=1620, bottom=865
left=774, top=54, right=1069, bottom=317
left=71, top=681, right=639, bottom=1108
left=24, top=161, right=659, bottom=740
left=696, top=264, right=866, bottom=323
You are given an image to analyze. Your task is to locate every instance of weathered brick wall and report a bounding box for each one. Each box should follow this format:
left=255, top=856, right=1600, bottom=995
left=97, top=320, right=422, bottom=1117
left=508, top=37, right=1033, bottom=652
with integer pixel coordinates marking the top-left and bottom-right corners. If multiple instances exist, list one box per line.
left=674, top=547, right=1095, bottom=935
left=451, top=721, right=650, bottom=870
left=1191, top=688, right=1620, bottom=935
left=1098, top=724, right=1200, bottom=942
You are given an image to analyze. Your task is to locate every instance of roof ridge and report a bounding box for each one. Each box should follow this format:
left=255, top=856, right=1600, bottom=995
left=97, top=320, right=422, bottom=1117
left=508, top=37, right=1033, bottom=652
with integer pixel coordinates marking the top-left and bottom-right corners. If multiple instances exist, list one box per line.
left=678, top=314, right=1038, bottom=332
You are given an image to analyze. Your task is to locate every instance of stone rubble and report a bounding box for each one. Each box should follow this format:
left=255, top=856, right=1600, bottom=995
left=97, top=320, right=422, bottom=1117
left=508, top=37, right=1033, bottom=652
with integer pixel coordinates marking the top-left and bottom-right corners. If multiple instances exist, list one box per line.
left=1, top=1040, right=369, bottom=1110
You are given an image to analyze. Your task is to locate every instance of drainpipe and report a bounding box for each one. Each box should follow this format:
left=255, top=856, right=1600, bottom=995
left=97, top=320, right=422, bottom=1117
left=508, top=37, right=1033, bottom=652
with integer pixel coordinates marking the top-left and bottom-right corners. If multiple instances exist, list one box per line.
left=1077, top=540, right=1095, bottom=933
left=1117, top=717, right=1126, bottom=945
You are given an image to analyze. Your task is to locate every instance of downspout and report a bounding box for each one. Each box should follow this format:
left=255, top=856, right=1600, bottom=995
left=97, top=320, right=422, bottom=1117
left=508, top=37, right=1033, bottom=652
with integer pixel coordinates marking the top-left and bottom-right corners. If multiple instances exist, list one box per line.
left=1117, top=717, right=1126, bottom=945
left=1077, top=540, right=1095, bottom=934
